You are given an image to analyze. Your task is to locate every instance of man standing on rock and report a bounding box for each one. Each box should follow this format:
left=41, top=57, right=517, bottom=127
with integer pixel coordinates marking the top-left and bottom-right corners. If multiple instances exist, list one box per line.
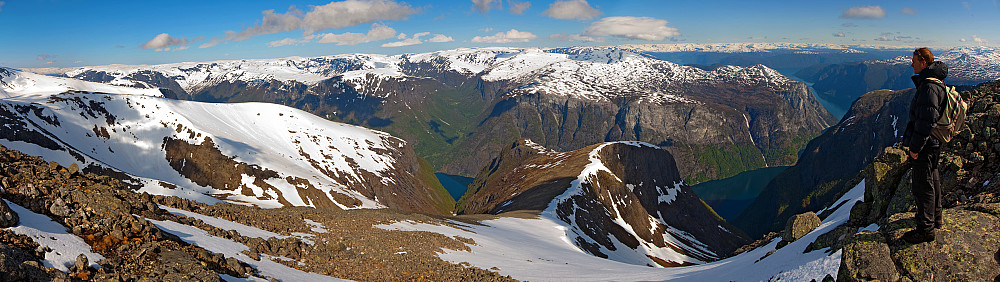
left=901, top=47, right=947, bottom=243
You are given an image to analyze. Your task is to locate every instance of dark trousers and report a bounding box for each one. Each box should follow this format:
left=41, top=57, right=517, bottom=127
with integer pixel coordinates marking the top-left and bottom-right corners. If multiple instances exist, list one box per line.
left=910, top=145, right=942, bottom=232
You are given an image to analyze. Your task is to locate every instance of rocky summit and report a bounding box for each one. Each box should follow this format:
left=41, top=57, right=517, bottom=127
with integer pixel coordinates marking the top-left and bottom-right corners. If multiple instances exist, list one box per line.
left=798, top=79, right=1000, bottom=281
left=459, top=139, right=749, bottom=267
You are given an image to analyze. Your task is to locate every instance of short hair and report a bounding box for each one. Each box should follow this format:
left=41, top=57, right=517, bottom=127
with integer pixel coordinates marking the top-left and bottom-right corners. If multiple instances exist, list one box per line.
left=913, top=48, right=934, bottom=64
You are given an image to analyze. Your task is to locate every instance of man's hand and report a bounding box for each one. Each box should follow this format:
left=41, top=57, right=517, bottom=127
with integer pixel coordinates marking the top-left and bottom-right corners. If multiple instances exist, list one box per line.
left=909, top=151, right=919, bottom=160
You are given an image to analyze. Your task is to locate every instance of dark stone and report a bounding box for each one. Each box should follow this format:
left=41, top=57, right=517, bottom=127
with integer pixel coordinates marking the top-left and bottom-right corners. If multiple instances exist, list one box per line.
left=48, top=198, right=71, bottom=217
left=0, top=200, right=19, bottom=228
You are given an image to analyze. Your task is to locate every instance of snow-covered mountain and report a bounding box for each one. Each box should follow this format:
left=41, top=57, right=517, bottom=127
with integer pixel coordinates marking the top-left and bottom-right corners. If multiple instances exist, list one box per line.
left=36, top=47, right=835, bottom=182
left=865, top=45, right=1000, bottom=84
left=458, top=139, right=749, bottom=267
left=0, top=67, right=451, bottom=213
left=792, top=45, right=1000, bottom=114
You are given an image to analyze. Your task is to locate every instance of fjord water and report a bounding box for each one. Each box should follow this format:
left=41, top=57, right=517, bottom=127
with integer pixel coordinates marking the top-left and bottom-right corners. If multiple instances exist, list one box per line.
left=691, top=166, right=789, bottom=221
left=435, top=173, right=474, bottom=201
left=774, top=68, right=848, bottom=120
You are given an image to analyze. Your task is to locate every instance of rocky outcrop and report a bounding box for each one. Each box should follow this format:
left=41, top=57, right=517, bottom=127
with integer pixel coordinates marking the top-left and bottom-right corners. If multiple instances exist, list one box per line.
left=459, top=139, right=750, bottom=267
left=793, top=79, right=1000, bottom=281
left=735, top=88, right=912, bottom=238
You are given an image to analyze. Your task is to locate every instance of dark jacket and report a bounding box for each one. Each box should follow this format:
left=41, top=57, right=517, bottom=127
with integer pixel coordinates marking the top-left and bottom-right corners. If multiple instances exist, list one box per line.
left=902, top=61, right=949, bottom=153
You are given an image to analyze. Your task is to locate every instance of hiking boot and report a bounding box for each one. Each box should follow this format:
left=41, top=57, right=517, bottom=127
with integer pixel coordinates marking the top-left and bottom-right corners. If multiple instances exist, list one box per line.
left=902, top=229, right=935, bottom=244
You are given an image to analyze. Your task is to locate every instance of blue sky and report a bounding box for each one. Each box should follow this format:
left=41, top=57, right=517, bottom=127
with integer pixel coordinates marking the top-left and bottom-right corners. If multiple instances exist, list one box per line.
left=2, top=0, right=999, bottom=68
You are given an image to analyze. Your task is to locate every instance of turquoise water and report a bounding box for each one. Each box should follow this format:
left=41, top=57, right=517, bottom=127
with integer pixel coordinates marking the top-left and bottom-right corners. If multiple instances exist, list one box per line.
left=435, top=173, right=474, bottom=201
left=775, top=68, right=848, bottom=120
left=691, top=166, right=790, bottom=221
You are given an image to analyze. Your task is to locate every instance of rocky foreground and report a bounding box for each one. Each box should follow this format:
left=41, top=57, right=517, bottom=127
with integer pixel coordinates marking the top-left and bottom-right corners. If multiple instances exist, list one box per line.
left=812, top=80, right=1000, bottom=281
left=0, top=144, right=512, bottom=281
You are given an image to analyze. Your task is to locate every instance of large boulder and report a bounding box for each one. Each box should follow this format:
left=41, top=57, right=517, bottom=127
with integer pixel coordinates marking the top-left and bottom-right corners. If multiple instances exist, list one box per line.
left=838, top=231, right=900, bottom=282
left=782, top=212, right=821, bottom=242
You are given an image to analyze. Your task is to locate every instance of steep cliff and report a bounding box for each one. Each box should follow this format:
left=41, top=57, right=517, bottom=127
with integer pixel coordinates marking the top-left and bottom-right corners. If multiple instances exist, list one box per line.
left=735, top=88, right=912, bottom=238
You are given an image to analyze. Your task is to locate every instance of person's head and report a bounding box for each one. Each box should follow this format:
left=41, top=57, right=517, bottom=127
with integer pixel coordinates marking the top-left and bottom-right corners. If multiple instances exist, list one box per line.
left=911, top=48, right=933, bottom=74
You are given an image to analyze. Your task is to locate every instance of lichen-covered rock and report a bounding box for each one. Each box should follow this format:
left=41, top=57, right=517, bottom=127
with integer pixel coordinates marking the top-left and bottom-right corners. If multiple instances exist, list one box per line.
left=889, top=209, right=1000, bottom=281
left=783, top=212, right=821, bottom=242
left=884, top=170, right=915, bottom=219
left=0, top=199, right=19, bottom=228
left=838, top=231, right=899, bottom=282
left=863, top=147, right=910, bottom=223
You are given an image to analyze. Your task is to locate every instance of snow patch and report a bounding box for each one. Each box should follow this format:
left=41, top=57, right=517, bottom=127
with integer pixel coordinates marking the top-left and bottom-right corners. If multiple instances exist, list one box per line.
left=3, top=200, right=105, bottom=272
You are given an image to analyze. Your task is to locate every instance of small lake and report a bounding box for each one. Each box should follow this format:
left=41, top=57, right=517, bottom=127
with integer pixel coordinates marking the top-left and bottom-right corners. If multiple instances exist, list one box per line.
left=691, top=166, right=789, bottom=222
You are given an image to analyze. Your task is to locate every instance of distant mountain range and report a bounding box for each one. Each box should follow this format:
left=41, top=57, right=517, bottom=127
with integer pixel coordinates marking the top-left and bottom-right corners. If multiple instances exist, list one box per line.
left=31, top=46, right=835, bottom=183
left=796, top=45, right=1000, bottom=111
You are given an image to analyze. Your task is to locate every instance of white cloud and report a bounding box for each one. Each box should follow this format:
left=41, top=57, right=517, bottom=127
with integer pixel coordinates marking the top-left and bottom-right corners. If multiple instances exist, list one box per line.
left=301, top=0, right=416, bottom=33
left=268, top=37, right=309, bottom=47
left=543, top=0, right=601, bottom=20
left=550, top=33, right=603, bottom=42
left=840, top=5, right=887, bottom=19
left=901, top=7, right=917, bottom=14
left=224, top=0, right=415, bottom=43
left=140, top=33, right=192, bottom=49
left=397, top=33, right=407, bottom=39
left=582, top=16, right=679, bottom=41
left=316, top=23, right=396, bottom=45
left=480, top=27, right=494, bottom=33
left=972, top=34, right=989, bottom=44
left=428, top=34, right=455, bottom=42
left=833, top=32, right=846, bottom=37
left=471, top=29, right=538, bottom=43
left=37, top=54, right=51, bottom=61
left=472, top=0, right=501, bottom=13
left=226, top=8, right=303, bottom=41
left=382, top=32, right=429, bottom=47
left=199, top=37, right=223, bottom=49
left=960, top=38, right=968, bottom=42
left=509, top=0, right=530, bottom=14
left=173, top=46, right=190, bottom=51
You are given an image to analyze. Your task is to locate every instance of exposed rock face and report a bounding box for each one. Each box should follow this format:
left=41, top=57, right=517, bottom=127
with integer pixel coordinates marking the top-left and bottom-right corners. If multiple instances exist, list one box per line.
left=55, top=48, right=835, bottom=184
left=735, top=89, right=912, bottom=238
left=459, top=139, right=749, bottom=267
left=782, top=212, right=820, bottom=242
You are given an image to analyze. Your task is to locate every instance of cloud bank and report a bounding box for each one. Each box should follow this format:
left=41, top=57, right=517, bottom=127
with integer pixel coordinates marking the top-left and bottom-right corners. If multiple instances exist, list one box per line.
left=472, top=29, right=538, bottom=43
left=841, top=5, right=886, bottom=19
left=583, top=17, right=679, bottom=41
left=543, top=0, right=601, bottom=20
